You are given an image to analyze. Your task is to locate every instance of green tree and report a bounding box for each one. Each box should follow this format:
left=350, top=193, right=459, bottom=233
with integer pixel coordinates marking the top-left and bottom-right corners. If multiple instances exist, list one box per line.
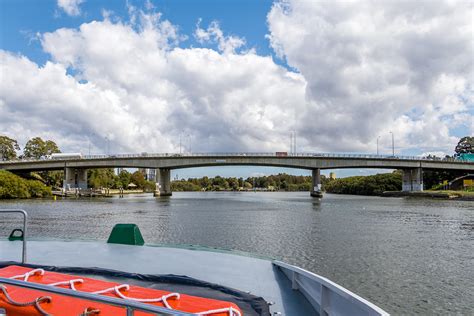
left=23, top=137, right=60, bottom=159
left=455, top=136, right=474, bottom=155
left=0, top=170, right=51, bottom=199
left=117, top=170, right=132, bottom=188
left=324, top=172, right=401, bottom=195
left=88, top=168, right=116, bottom=189
left=0, top=135, right=20, bottom=161
left=130, top=171, right=147, bottom=189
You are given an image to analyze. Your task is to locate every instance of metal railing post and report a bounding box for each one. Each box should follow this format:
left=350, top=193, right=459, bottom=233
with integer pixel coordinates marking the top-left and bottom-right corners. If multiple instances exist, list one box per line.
left=0, top=209, right=27, bottom=264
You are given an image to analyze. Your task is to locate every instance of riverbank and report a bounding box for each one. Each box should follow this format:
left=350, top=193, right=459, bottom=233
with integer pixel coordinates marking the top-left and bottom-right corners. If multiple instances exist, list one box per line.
left=382, top=190, right=474, bottom=201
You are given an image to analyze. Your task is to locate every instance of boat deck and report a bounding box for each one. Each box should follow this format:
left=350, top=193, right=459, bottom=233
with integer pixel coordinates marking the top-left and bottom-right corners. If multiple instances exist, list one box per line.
left=0, top=240, right=315, bottom=315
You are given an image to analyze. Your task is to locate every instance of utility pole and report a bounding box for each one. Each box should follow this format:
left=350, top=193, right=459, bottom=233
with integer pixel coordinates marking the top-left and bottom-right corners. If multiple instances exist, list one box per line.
left=105, top=136, right=109, bottom=155
left=293, top=130, right=297, bottom=154
left=389, top=131, right=394, bottom=156
left=377, top=136, right=380, bottom=155
left=179, top=133, right=182, bottom=154
left=290, top=131, right=294, bottom=154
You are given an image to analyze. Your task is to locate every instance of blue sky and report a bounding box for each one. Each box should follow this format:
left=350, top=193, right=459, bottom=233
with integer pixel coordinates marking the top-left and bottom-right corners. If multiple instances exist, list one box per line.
left=1, top=0, right=275, bottom=66
left=0, top=0, right=472, bottom=179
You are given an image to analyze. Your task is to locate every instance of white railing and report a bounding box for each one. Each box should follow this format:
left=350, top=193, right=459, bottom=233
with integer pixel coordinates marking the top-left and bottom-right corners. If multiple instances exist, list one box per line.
left=273, top=260, right=390, bottom=316
left=1, top=152, right=471, bottom=164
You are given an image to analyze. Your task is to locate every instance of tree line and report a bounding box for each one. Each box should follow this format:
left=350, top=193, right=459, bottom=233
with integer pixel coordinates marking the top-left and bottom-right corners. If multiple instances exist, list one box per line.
left=171, top=174, right=328, bottom=192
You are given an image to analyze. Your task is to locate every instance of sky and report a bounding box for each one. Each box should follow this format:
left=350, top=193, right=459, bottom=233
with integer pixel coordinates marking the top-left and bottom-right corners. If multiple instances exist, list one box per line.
left=0, top=0, right=473, bottom=178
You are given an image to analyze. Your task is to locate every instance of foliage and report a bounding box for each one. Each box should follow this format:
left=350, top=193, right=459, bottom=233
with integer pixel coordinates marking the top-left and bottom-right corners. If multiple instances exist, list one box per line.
left=130, top=171, right=147, bottom=189
left=116, top=170, right=132, bottom=188
left=171, top=180, right=201, bottom=191
left=169, top=173, right=327, bottom=192
left=88, top=168, right=116, bottom=189
left=423, top=170, right=465, bottom=190
left=86, top=169, right=155, bottom=191
left=0, top=170, right=51, bottom=199
left=23, top=137, right=60, bottom=159
left=324, top=172, right=401, bottom=196
left=455, top=136, right=474, bottom=155
left=0, top=135, right=20, bottom=161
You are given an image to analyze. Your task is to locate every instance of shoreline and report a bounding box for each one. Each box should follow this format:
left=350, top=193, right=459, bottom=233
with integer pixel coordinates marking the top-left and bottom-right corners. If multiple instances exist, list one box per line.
left=382, top=190, right=474, bottom=201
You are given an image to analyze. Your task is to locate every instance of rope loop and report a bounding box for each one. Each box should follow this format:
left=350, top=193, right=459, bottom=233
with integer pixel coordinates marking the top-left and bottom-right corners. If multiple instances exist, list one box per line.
left=4, top=269, right=242, bottom=316
left=0, top=284, right=52, bottom=316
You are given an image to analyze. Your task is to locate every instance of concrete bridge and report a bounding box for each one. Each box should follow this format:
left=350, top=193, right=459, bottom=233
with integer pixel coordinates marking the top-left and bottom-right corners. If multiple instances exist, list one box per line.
left=1, top=153, right=473, bottom=197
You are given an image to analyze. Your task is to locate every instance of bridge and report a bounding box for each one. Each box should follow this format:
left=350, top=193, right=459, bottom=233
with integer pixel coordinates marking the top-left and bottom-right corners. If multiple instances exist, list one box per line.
left=1, top=153, right=473, bottom=197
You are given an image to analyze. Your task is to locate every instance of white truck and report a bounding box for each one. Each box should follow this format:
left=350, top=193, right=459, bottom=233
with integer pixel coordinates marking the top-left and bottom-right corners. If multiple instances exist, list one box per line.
left=49, top=153, right=83, bottom=160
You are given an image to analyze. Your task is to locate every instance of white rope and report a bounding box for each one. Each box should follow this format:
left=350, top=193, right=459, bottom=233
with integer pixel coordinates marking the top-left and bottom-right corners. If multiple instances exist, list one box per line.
left=7, top=269, right=241, bottom=315
left=48, top=279, right=84, bottom=291
left=91, top=284, right=180, bottom=309
left=10, top=268, right=45, bottom=281
left=196, top=306, right=242, bottom=316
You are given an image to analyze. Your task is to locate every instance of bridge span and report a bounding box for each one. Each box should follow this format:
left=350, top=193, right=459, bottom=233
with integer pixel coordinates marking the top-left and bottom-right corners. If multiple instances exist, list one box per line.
left=1, top=153, right=473, bottom=197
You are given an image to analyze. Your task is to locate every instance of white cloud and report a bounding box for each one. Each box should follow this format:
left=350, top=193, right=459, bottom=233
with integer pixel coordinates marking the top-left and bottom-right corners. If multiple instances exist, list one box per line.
left=267, top=0, right=473, bottom=154
left=0, top=1, right=472, bottom=157
left=0, top=10, right=305, bottom=154
left=195, top=20, right=246, bottom=54
left=57, top=0, right=84, bottom=16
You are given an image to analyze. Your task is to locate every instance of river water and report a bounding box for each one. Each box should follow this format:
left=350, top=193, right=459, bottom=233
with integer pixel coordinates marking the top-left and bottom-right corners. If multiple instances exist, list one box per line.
left=0, top=192, right=473, bottom=315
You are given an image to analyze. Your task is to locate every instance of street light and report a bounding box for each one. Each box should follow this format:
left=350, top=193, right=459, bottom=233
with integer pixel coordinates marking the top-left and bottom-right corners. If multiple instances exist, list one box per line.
left=377, top=136, right=381, bottom=155
left=389, top=131, right=394, bottom=157
left=104, top=136, right=110, bottom=155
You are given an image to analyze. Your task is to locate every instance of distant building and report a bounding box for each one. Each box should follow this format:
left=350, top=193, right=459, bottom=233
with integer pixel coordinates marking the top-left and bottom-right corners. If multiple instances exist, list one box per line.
left=329, top=172, right=336, bottom=180
left=148, top=169, right=156, bottom=181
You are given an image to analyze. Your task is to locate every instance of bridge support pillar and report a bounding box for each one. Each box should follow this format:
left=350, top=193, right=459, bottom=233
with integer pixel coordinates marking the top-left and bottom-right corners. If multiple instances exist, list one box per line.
left=63, top=168, right=88, bottom=191
left=154, top=168, right=172, bottom=197
left=310, top=169, right=323, bottom=198
left=402, top=168, right=423, bottom=192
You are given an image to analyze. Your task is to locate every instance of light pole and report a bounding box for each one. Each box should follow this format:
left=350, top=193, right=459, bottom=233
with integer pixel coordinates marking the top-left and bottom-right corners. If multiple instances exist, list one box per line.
left=377, top=136, right=380, bottom=155
left=389, top=131, right=394, bottom=156
left=105, top=136, right=110, bottom=155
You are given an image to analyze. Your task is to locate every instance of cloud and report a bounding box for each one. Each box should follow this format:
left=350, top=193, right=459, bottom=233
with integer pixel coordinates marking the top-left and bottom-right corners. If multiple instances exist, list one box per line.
left=0, top=1, right=472, bottom=158
left=0, top=10, right=305, bottom=154
left=267, top=0, right=473, bottom=154
left=57, top=0, right=84, bottom=16
left=195, top=19, right=246, bottom=54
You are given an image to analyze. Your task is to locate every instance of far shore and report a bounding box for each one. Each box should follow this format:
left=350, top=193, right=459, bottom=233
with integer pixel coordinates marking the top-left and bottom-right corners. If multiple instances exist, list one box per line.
left=382, top=190, right=474, bottom=201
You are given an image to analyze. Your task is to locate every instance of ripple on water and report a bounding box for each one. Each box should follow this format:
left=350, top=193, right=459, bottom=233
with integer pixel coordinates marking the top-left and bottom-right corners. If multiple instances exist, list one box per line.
left=0, top=192, right=473, bottom=314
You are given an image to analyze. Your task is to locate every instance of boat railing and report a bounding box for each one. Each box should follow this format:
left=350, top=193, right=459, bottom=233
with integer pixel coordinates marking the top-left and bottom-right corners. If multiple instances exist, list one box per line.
left=0, top=277, right=192, bottom=315
left=273, top=260, right=390, bottom=316
left=0, top=209, right=27, bottom=264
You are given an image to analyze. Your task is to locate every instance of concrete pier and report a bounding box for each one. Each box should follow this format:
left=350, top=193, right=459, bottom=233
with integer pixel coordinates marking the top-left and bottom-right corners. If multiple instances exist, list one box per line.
left=63, top=168, right=88, bottom=190
left=402, top=168, right=423, bottom=191
left=310, top=169, right=323, bottom=198
left=154, top=168, right=172, bottom=196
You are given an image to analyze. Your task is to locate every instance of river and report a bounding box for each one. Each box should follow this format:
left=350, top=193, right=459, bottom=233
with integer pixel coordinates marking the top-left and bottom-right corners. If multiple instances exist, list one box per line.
left=0, top=192, right=473, bottom=315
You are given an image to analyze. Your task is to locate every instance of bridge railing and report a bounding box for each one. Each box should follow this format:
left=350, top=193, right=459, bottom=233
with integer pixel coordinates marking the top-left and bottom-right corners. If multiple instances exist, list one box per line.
left=1, top=152, right=471, bottom=163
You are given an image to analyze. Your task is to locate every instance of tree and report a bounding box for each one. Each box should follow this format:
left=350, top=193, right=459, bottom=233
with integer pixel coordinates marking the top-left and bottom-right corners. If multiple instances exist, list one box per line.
left=23, top=137, right=60, bottom=159
left=130, top=171, right=147, bottom=189
left=117, top=170, right=132, bottom=188
left=0, top=135, right=20, bottom=161
left=455, top=136, right=474, bottom=155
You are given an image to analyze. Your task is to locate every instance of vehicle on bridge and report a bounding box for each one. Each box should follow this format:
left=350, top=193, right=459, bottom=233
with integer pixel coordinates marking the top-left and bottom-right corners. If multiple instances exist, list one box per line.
left=49, top=152, right=83, bottom=160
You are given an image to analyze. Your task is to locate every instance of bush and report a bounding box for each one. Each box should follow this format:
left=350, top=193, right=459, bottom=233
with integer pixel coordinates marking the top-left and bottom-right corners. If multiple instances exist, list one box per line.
left=324, top=172, right=401, bottom=196
left=0, top=170, right=51, bottom=199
